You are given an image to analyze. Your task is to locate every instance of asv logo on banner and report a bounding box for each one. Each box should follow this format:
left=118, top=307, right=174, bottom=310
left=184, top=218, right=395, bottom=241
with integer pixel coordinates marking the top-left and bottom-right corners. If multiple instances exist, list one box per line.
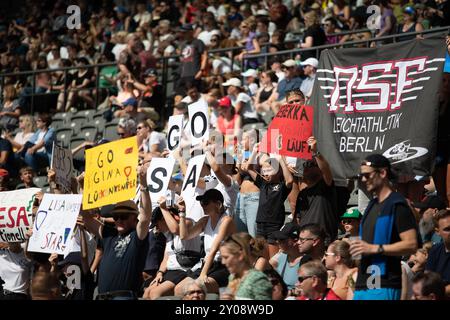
left=324, top=58, right=435, bottom=112
left=383, top=140, right=428, bottom=164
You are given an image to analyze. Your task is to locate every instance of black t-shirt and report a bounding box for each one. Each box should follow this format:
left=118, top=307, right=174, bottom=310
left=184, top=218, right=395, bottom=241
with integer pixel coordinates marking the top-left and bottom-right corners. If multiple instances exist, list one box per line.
left=74, top=70, right=93, bottom=88
left=179, top=39, right=205, bottom=78
left=143, top=230, right=166, bottom=273
left=0, top=138, right=16, bottom=175
left=355, top=199, right=417, bottom=290
left=302, top=25, right=326, bottom=60
left=97, top=225, right=149, bottom=294
left=254, top=175, right=291, bottom=224
left=65, top=269, right=95, bottom=300
left=296, top=179, right=339, bottom=241
left=425, top=243, right=450, bottom=285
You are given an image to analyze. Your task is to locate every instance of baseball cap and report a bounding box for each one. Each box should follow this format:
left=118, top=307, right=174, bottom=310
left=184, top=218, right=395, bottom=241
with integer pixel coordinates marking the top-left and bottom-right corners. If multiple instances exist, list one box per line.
left=110, top=200, right=139, bottom=217
left=218, top=96, right=232, bottom=108
left=403, top=6, right=415, bottom=15
left=300, top=57, right=319, bottom=68
left=122, top=97, right=138, bottom=107
left=271, top=222, right=300, bottom=240
left=241, top=69, right=258, bottom=78
left=174, top=102, right=188, bottom=110
left=361, top=154, right=391, bottom=169
left=412, top=196, right=446, bottom=210
left=341, top=207, right=362, bottom=220
left=0, top=169, right=9, bottom=177
left=144, top=68, right=157, bottom=77
left=255, top=9, right=269, bottom=16
left=222, top=78, right=242, bottom=87
left=178, top=23, right=194, bottom=32
left=282, top=59, right=297, bottom=68
left=196, top=189, right=224, bottom=203
left=149, top=207, right=163, bottom=229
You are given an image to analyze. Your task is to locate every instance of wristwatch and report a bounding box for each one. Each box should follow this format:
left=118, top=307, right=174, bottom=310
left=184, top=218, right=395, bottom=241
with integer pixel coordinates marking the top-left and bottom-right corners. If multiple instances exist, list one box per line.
left=312, top=151, right=321, bottom=158
left=377, top=245, right=384, bottom=255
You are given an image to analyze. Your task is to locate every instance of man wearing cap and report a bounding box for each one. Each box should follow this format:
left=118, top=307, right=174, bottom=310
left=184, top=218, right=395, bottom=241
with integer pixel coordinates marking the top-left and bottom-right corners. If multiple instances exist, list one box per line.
left=267, top=59, right=303, bottom=112
left=223, top=77, right=259, bottom=125
left=299, top=58, right=318, bottom=100
left=176, top=23, right=208, bottom=96
left=129, top=68, right=164, bottom=118
left=412, top=196, right=447, bottom=243
left=114, top=97, right=147, bottom=124
left=350, top=154, right=418, bottom=300
left=269, top=222, right=303, bottom=293
left=80, top=166, right=152, bottom=298
left=340, top=208, right=362, bottom=240
left=241, top=69, right=259, bottom=97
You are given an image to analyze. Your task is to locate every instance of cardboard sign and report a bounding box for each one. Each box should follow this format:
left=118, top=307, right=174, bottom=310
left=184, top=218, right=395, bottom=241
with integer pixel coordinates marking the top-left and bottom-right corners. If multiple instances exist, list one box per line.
left=27, top=194, right=82, bottom=255
left=188, top=99, right=209, bottom=146
left=167, top=115, right=184, bottom=151
left=181, top=154, right=206, bottom=199
left=260, top=104, right=314, bottom=159
left=146, top=157, right=175, bottom=204
left=83, top=136, right=138, bottom=209
left=51, top=143, right=74, bottom=194
left=0, top=188, right=41, bottom=242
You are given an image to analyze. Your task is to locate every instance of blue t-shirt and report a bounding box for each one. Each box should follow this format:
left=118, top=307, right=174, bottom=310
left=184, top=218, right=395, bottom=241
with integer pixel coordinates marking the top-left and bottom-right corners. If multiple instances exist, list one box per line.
left=276, top=76, right=304, bottom=101
left=275, top=253, right=301, bottom=290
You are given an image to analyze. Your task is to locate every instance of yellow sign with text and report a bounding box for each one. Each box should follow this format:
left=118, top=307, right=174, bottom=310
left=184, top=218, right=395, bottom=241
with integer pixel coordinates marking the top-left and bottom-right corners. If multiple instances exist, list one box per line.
left=83, top=137, right=138, bottom=210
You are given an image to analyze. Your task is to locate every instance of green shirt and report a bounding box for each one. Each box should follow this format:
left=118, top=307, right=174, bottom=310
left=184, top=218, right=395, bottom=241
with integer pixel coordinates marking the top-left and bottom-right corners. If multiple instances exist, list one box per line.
left=231, top=269, right=272, bottom=300
left=99, top=66, right=118, bottom=89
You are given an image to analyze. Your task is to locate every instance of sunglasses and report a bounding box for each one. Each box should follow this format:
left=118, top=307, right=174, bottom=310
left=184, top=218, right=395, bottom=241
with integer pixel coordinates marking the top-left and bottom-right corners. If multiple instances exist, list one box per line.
left=225, top=235, right=243, bottom=249
left=357, top=171, right=378, bottom=180
left=324, top=252, right=336, bottom=257
left=117, top=132, right=126, bottom=137
left=113, top=214, right=130, bottom=221
left=342, top=219, right=357, bottom=225
left=136, top=126, right=144, bottom=130
left=298, top=275, right=313, bottom=283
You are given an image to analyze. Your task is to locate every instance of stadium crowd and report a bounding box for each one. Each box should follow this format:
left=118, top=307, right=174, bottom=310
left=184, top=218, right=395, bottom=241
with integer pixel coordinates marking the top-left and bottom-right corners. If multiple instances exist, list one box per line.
left=0, top=0, right=450, bottom=301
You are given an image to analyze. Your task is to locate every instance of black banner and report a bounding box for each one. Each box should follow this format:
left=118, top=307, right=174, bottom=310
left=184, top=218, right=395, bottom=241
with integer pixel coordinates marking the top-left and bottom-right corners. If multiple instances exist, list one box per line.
left=311, top=34, right=447, bottom=184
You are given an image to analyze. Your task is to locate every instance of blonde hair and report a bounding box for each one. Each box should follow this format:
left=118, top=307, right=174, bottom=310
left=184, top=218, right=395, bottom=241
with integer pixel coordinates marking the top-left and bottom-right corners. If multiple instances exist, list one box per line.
left=3, top=85, right=18, bottom=101
left=329, top=240, right=354, bottom=267
left=304, top=11, right=319, bottom=26
left=19, top=115, right=36, bottom=133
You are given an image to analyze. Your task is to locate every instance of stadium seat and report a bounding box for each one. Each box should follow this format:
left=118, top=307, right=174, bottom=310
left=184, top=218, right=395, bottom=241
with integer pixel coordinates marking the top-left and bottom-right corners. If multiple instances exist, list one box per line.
left=76, top=109, right=95, bottom=122
left=71, top=137, right=87, bottom=163
left=50, top=119, right=65, bottom=130
left=103, top=123, right=119, bottom=141
left=92, top=117, right=106, bottom=134
left=33, top=176, right=49, bottom=188
left=53, top=112, right=72, bottom=123
left=69, top=115, right=89, bottom=134
left=78, top=126, right=98, bottom=141
left=56, top=128, right=73, bottom=148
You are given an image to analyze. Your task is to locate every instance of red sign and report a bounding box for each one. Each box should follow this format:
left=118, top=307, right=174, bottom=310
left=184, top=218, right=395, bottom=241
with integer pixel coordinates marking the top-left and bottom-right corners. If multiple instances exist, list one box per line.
left=260, top=104, right=314, bottom=159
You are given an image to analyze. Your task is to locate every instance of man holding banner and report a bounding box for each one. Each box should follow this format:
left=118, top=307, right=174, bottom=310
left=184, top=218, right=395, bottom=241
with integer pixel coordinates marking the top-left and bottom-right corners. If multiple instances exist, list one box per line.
left=80, top=163, right=152, bottom=299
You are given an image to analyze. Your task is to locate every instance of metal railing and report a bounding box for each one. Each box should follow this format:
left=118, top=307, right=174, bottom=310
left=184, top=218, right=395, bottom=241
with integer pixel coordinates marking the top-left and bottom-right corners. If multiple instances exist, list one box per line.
left=0, top=26, right=448, bottom=116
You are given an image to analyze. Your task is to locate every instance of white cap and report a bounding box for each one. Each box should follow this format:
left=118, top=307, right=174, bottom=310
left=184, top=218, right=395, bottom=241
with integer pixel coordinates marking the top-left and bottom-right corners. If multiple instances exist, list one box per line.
left=222, top=78, right=242, bottom=87
left=282, top=59, right=297, bottom=68
left=256, top=9, right=269, bottom=16
left=241, top=69, right=258, bottom=78
left=300, top=58, right=319, bottom=68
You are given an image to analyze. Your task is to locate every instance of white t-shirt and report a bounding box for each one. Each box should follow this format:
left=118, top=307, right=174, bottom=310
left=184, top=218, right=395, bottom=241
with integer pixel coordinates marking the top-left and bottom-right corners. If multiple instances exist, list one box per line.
left=164, top=229, right=203, bottom=272
left=112, top=44, right=127, bottom=61
left=210, top=172, right=239, bottom=217
left=14, top=131, right=33, bottom=146
left=0, top=249, right=32, bottom=294
left=207, top=5, right=227, bottom=20
left=197, top=29, right=221, bottom=46
left=133, top=12, right=152, bottom=27
left=148, top=131, right=167, bottom=153
left=204, top=214, right=226, bottom=262
left=230, top=92, right=258, bottom=121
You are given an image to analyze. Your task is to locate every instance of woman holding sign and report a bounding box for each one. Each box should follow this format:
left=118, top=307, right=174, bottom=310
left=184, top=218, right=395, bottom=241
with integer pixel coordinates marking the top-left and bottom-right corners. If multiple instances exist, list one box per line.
left=176, top=190, right=236, bottom=294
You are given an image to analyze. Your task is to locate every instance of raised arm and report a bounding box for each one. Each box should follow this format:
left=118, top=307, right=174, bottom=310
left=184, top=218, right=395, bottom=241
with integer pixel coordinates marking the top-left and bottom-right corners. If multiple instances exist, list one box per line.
left=137, top=162, right=152, bottom=240
left=178, top=197, right=208, bottom=240
left=278, top=155, right=294, bottom=188
left=308, top=136, right=333, bottom=186
left=205, top=146, right=232, bottom=187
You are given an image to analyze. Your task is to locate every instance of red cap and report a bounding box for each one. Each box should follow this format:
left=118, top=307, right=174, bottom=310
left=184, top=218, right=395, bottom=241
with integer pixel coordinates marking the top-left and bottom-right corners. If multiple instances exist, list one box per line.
left=218, top=96, right=232, bottom=108
left=0, top=169, right=9, bottom=177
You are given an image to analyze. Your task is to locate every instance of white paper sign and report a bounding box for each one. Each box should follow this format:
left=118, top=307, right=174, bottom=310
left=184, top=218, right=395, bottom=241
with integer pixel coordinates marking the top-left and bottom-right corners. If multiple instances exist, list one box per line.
left=188, top=99, right=209, bottom=146
left=181, top=154, right=206, bottom=200
left=51, top=143, right=74, bottom=194
left=0, top=188, right=41, bottom=242
left=167, top=115, right=184, bottom=152
left=27, top=194, right=82, bottom=255
left=146, top=157, right=175, bottom=204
